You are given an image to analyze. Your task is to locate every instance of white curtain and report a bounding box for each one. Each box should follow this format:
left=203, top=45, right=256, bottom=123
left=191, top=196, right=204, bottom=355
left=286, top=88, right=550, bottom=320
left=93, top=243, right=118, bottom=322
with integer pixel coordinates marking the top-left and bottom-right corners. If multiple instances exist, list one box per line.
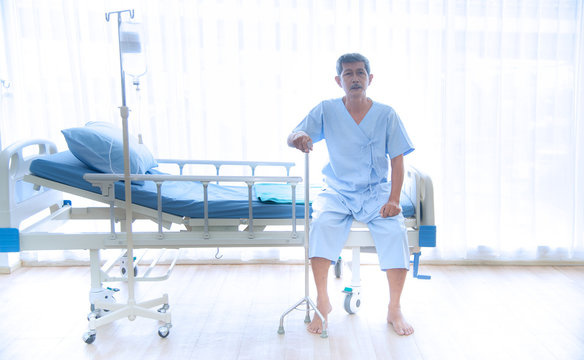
left=1, top=0, right=583, bottom=264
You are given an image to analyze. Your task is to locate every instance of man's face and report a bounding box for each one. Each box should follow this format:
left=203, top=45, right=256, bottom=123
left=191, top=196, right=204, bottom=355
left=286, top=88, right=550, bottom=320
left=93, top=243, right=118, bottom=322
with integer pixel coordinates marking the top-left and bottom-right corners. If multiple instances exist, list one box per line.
left=335, top=61, right=373, bottom=96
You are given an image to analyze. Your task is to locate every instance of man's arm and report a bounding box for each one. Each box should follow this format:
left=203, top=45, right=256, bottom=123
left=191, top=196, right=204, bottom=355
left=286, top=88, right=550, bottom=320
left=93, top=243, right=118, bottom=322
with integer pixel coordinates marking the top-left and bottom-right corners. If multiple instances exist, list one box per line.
left=380, top=154, right=404, bottom=218
left=287, top=131, right=313, bottom=153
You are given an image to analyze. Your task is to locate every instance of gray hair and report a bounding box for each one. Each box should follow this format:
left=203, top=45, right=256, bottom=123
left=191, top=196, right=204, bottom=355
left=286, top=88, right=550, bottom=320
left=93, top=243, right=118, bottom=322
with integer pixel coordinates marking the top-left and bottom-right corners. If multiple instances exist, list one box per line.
left=336, top=53, right=370, bottom=75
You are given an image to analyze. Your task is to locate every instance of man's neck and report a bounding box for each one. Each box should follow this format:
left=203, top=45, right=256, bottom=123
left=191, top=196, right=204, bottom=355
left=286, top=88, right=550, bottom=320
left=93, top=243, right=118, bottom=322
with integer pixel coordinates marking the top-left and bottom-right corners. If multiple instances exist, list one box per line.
left=342, top=95, right=372, bottom=124
left=343, top=95, right=371, bottom=111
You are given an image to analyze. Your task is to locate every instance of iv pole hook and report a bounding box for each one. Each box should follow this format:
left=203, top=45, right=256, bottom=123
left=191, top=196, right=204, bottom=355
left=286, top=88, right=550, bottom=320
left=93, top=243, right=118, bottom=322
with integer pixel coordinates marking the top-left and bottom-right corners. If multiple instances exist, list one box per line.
left=105, top=9, right=134, bottom=22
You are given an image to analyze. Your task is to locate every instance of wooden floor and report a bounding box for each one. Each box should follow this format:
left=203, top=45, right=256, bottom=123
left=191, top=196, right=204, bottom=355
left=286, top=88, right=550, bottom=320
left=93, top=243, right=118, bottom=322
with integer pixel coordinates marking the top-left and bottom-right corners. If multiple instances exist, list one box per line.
left=0, top=263, right=583, bottom=360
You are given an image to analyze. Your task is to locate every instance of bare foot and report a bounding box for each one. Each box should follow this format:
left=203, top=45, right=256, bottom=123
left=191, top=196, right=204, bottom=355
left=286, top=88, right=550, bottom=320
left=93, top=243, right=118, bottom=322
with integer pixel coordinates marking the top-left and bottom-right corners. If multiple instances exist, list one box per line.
left=307, top=299, right=332, bottom=335
left=387, top=305, right=414, bottom=336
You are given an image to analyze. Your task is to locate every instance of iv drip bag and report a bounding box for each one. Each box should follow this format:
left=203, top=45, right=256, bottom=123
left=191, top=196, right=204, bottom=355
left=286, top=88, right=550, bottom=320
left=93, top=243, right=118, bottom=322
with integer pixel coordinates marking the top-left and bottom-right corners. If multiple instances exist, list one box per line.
left=120, top=21, right=147, bottom=79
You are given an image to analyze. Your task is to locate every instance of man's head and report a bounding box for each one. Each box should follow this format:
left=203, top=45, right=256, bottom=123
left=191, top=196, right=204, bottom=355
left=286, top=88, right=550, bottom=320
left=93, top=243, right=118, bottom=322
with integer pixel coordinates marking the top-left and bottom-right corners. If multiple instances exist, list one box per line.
left=336, top=53, right=370, bottom=76
left=335, top=53, right=373, bottom=97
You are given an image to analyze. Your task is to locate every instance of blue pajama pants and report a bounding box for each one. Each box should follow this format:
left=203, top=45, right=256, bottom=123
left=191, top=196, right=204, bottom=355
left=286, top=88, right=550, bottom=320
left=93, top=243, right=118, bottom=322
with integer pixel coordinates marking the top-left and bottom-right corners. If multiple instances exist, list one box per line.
left=309, top=189, right=410, bottom=270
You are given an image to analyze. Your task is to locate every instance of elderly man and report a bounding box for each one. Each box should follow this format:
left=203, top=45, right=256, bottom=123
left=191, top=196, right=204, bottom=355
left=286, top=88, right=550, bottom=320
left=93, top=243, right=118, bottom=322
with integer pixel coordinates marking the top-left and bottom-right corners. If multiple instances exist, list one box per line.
left=287, top=53, right=415, bottom=336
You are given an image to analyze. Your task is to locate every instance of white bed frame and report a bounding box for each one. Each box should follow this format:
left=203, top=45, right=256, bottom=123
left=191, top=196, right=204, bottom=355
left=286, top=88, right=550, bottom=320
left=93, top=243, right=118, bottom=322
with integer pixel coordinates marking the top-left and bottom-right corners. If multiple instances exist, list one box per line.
left=0, top=139, right=436, bottom=341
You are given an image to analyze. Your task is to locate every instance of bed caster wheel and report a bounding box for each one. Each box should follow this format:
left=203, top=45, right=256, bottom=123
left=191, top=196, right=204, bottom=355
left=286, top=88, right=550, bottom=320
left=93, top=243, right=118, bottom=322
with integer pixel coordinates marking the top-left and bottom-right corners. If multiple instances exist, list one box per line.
left=87, top=311, right=100, bottom=321
left=343, top=292, right=361, bottom=314
left=90, top=287, right=118, bottom=305
left=87, top=308, right=109, bottom=320
left=121, top=265, right=138, bottom=277
left=334, top=258, right=343, bottom=278
left=158, top=304, right=170, bottom=313
left=120, top=256, right=138, bottom=277
left=82, top=331, right=96, bottom=344
left=158, top=325, right=171, bottom=338
left=88, top=287, right=117, bottom=319
left=88, top=303, right=109, bottom=320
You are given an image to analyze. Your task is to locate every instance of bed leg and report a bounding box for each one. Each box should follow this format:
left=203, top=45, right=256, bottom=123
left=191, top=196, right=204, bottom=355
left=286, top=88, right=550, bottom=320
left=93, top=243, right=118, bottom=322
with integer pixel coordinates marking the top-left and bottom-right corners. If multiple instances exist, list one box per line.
left=341, top=247, right=362, bottom=314
left=88, top=249, right=118, bottom=316
left=334, top=257, right=343, bottom=278
left=89, top=249, right=102, bottom=292
left=350, top=247, right=361, bottom=289
left=412, top=252, right=431, bottom=280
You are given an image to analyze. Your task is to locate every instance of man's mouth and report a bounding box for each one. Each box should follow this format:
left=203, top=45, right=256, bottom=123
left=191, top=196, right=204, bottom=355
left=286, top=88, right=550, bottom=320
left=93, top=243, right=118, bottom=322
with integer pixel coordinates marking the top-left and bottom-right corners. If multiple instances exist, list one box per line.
left=351, top=84, right=362, bottom=89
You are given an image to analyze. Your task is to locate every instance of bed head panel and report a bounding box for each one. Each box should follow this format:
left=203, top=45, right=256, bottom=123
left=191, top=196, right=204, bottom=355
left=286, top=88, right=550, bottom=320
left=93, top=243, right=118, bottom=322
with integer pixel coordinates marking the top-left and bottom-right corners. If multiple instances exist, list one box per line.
left=415, top=167, right=435, bottom=226
left=404, top=165, right=436, bottom=227
left=403, top=166, right=418, bottom=220
left=0, top=139, right=61, bottom=227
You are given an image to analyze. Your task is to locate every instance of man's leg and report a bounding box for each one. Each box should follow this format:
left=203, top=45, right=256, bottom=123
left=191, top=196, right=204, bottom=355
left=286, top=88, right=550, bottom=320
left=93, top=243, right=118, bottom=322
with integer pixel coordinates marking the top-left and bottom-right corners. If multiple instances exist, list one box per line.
left=366, top=213, right=413, bottom=336
left=386, top=268, right=414, bottom=336
left=307, top=257, right=333, bottom=334
left=307, top=191, right=353, bottom=334
left=307, top=189, right=353, bottom=334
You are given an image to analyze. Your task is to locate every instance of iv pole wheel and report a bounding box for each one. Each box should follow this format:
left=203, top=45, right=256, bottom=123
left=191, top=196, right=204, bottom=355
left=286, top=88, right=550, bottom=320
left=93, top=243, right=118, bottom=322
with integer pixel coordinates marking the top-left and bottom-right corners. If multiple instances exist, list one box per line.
left=82, top=331, right=96, bottom=344
left=158, top=325, right=170, bottom=338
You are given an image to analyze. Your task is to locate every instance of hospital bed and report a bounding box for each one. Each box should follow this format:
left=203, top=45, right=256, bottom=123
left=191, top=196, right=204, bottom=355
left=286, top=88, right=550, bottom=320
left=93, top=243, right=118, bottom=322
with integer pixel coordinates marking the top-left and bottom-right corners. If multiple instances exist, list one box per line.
left=0, top=136, right=436, bottom=341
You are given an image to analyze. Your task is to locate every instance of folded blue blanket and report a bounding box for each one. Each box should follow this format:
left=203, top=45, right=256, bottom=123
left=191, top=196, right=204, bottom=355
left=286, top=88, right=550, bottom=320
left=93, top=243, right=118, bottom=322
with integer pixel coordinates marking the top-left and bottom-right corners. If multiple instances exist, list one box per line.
left=254, top=183, right=321, bottom=204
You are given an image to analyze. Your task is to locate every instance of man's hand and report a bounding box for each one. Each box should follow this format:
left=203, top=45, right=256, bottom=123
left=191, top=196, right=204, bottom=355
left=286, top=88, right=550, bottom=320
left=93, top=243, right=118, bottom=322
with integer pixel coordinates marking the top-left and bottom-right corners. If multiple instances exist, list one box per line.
left=289, top=132, right=313, bottom=153
left=380, top=200, right=401, bottom=218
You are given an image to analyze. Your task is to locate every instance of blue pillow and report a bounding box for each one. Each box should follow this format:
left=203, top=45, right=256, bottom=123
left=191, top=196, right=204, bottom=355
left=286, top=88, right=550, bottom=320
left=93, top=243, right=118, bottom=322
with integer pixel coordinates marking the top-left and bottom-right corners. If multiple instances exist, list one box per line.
left=62, top=121, right=157, bottom=175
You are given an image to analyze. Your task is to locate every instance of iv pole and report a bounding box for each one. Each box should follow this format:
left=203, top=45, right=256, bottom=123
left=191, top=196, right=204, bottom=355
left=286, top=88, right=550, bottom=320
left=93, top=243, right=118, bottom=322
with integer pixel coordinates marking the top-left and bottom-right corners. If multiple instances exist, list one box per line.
left=82, top=10, right=172, bottom=344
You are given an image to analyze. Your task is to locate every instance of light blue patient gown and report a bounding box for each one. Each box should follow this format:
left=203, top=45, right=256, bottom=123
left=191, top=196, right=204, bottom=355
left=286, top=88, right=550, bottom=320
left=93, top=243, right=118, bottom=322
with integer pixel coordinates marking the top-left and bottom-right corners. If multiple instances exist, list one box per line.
left=292, top=98, right=414, bottom=270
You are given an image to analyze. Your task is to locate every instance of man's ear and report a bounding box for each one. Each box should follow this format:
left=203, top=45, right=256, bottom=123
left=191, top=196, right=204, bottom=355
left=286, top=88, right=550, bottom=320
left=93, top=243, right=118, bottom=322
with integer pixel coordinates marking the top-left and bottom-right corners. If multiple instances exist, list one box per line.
left=335, top=75, right=342, bottom=87
left=368, top=74, right=374, bottom=85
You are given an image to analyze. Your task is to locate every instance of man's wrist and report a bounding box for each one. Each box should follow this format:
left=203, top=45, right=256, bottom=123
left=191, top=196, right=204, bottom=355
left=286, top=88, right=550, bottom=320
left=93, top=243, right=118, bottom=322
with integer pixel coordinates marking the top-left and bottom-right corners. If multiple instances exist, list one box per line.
left=287, top=131, right=308, bottom=147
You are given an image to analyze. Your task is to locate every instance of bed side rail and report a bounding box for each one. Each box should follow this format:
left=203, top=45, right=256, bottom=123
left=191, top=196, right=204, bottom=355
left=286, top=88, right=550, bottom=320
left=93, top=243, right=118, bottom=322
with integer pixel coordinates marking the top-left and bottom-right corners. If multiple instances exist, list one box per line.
left=83, top=173, right=304, bottom=240
left=156, top=159, right=296, bottom=176
left=0, top=139, right=61, bottom=228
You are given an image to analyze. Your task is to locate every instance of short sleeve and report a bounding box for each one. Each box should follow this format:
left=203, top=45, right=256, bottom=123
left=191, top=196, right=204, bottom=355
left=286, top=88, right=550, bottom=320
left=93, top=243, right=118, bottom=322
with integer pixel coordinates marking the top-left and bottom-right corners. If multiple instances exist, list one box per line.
left=386, top=109, right=414, bottom=159
left=292, top=102, right=325, bottom=143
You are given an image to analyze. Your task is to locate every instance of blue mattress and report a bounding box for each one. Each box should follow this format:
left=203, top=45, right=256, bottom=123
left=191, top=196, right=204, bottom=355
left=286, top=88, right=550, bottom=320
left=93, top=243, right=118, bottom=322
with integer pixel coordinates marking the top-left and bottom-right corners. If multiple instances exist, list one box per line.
left=29, top=151, right=414, bottom=219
